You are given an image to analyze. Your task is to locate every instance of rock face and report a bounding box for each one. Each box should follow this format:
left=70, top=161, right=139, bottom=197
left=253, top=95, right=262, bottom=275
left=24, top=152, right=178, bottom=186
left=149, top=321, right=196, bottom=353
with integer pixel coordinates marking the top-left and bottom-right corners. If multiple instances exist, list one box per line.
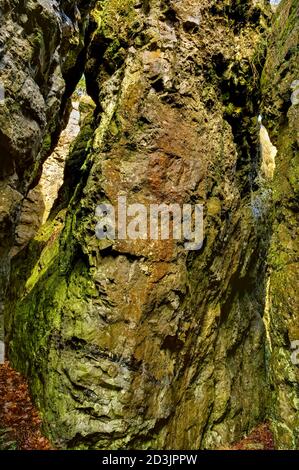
left=5, top=0, right=274, bottom=449
left=38, top=100, right=82, bottom=225
left=0, top=0, right=94, bottom=356
left=11, top=99, right=82, bottom=258
left=259, top=121, right=277, bottom=180
left=261, top=0, right=299, bottom=449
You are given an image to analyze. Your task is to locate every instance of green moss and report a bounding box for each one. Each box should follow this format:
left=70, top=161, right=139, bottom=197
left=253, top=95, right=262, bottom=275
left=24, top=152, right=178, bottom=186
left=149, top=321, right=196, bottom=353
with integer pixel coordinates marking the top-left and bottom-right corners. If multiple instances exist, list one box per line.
left=42, top=134, right=52, bottom=153
left=93, top=0, right=137, bottom=35
left=30, top=29, right=44, bottom=50
left=90, top=0, right=139, bottom=73
left=260, top=0, right=299, bottom=450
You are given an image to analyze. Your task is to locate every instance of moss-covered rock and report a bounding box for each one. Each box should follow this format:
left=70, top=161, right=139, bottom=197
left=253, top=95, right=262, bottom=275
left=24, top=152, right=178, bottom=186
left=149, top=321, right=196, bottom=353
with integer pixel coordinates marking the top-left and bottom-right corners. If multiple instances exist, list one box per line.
left=0, top=0, right=95, bottom=336
left=261, top=0, right=299, bottom=450
left=5, top=0, right=275, bottom=450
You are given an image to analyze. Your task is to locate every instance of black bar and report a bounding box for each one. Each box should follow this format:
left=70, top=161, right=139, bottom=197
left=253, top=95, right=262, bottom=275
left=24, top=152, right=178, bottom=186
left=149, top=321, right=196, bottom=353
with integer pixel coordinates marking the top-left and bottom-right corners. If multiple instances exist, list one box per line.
left=0, top=450, right=298, bottom=467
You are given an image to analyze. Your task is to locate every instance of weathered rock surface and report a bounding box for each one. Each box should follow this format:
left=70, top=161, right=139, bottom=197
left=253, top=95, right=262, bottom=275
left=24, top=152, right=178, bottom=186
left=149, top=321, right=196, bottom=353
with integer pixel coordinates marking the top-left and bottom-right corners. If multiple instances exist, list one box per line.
left=11, top=99, right=82, bottom=260
left=0, top=0, right=94, bottom=350
left=261, top=0, right=299, bottom=449
left=5, top=0, right=274, bottom=449
left=38, top=100, right=81, bottom=224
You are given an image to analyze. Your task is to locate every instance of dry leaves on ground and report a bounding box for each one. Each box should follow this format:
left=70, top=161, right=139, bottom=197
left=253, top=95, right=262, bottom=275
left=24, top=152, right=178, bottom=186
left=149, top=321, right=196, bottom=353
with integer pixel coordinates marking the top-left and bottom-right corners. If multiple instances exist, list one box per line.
left=0, top=361, right=52, bottom=450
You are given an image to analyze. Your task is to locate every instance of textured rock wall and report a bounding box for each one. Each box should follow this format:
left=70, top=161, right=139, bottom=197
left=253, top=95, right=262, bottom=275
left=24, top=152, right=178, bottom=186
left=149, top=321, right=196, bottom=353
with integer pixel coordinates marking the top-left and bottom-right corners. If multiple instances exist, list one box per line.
left=5, top=0, right=273, bottom=449
left=261, top=0, right=299, bottom=449
left=11, top=99, right=81, bottom=259
left=0, top=0, right=94, bottom=355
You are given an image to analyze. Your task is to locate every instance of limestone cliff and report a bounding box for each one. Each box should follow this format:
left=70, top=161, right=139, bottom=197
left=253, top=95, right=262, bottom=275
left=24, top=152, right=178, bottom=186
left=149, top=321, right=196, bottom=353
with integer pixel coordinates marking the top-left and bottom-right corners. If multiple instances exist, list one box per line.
left=12, top=99, right=82, bottom=258
left=0, top=0, right=94, bottom=347
left=5, top=0, right=272, bottom=449
left=261, top=0, right=299, bottom=449
left=1, top=0, right=298, bottom=451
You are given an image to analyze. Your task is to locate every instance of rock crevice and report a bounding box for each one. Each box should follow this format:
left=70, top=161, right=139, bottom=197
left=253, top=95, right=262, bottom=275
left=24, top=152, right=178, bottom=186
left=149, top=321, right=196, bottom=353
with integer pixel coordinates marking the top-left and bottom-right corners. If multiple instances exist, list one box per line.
left=0, top=0, right=298, bottom=450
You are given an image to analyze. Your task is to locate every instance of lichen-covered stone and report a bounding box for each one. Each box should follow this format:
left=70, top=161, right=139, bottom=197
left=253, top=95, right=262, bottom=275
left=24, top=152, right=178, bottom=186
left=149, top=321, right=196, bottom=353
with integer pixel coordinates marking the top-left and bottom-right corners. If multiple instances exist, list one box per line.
left=5, top=0, right=273, bottom=449
left=261, top=0, right=299, bottom=450
left=0, top=0, right=95, bottom=348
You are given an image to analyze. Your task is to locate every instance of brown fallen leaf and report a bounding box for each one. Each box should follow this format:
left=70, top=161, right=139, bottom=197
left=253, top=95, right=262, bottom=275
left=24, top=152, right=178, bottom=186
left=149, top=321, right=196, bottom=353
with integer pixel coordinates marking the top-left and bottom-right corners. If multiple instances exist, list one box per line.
left=0, top=361, right=53, bottom=450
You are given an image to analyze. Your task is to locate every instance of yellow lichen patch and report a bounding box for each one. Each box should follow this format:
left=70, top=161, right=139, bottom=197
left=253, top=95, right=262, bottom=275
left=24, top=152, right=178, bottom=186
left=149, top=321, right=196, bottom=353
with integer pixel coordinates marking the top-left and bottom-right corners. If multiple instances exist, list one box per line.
left=23, top=215, right=65, bottom=296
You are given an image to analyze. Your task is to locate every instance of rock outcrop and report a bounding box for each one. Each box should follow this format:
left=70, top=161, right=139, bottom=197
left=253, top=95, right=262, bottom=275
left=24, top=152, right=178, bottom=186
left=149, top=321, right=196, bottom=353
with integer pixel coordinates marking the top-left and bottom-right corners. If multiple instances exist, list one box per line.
left=5, top=0, right=274, bottom=449
left=0, top=0, right=94, bottom=357
left=261, top=0, right=299, bottom=449
left=12, top=99, right=82, bottom=258
left=2, top=0, right=298, bottom=451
